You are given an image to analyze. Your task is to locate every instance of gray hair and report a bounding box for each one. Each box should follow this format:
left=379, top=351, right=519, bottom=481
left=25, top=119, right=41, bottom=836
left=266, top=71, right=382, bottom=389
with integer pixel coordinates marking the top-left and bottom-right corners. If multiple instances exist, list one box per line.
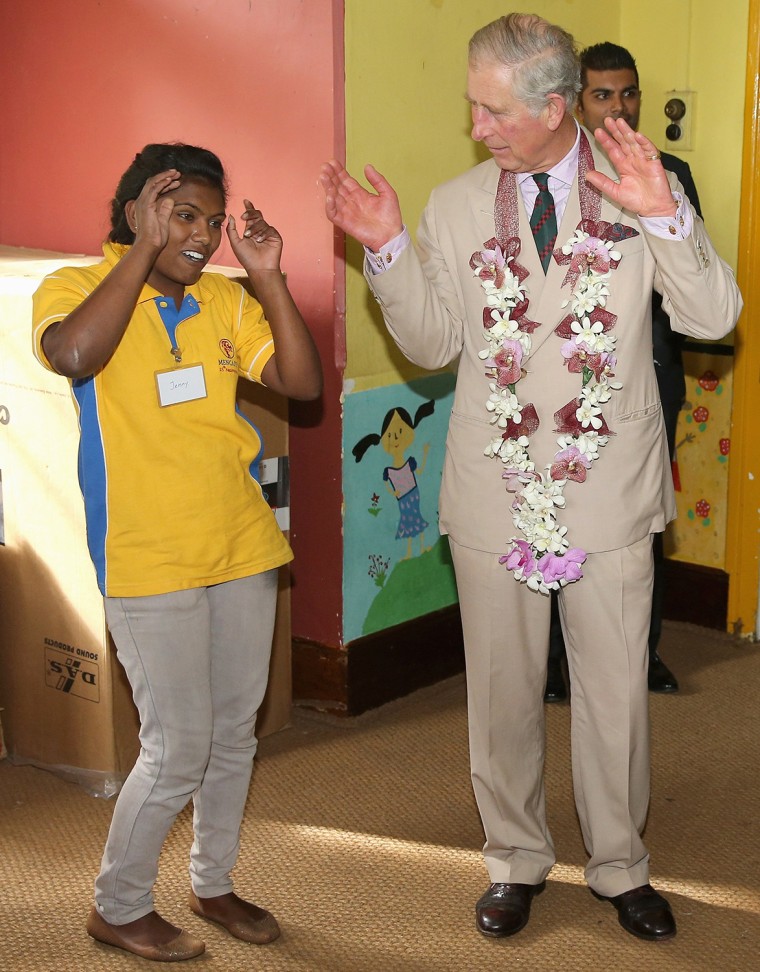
left=469, top=13, right=581, bottom=116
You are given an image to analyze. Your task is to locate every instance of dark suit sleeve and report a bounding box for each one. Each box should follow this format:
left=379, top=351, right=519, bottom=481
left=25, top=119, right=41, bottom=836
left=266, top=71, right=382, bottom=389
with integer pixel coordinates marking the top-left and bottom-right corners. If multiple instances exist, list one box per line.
left=659, top=152, right=702, bottom=220
left=651, top=153, right=704, bottom=451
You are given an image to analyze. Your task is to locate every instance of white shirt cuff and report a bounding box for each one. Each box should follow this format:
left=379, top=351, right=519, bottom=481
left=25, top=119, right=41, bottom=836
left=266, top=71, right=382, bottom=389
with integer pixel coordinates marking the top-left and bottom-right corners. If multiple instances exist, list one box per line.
left=639, top=192, right=693, bottom=240
left=365, top=227, right=411, bottom=274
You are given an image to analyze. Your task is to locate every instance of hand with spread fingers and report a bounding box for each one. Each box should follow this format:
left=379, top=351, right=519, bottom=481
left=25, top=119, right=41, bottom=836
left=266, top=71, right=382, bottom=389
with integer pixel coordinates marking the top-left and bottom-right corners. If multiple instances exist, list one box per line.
left=320, top=160, right=404, bottom=252
left=584, top=117, right=677, bottom=218
left=127, top=169, right=182, bottom=251
left=227, top=199, right=284, bottom=273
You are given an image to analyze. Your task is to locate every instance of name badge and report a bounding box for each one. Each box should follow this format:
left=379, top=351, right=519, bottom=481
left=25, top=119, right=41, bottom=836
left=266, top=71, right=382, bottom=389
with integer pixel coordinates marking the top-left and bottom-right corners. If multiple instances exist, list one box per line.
left=155, top=363, right=207, bottom=407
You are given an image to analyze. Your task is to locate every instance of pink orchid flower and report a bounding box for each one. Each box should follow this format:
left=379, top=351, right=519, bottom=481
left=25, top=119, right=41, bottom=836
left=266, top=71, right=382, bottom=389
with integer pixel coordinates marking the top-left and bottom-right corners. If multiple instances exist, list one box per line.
left=572, top=236, right=611, bottom=274
left=550, top=446, right=592, bottom=483
left=537, top=552, right=566, bottom=585
left=493, top=340, right=523, bottom=386
left=561, top=340, right=594, bottom=374
left=592, top=352, right=618, bottom=382
left=473, top=246, right=507, bottom=288
left=500, top=539, right=537, bottom=577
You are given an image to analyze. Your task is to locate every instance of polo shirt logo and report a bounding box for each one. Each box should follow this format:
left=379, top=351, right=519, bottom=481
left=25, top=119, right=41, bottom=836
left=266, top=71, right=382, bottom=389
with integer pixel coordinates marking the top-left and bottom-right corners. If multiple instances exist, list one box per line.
left=219, top=338, right=235, bottom=358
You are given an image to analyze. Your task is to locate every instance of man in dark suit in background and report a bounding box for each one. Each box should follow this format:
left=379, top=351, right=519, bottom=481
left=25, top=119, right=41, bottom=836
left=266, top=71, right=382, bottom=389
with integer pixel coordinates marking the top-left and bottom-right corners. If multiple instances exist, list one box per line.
left=545, top=42, right=702, bottom=702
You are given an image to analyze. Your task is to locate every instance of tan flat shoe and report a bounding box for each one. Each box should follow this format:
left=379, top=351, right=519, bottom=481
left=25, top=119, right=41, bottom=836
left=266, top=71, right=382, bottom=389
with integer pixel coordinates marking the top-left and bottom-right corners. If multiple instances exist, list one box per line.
left=86, top=907, right=205, bottom=962
left=189, top=890, right=280, bottom=944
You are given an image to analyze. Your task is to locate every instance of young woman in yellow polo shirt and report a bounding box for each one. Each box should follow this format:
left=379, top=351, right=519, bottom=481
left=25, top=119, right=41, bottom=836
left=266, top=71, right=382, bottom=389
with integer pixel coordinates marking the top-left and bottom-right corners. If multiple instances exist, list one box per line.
left=33, top=143, right=322, bottom=962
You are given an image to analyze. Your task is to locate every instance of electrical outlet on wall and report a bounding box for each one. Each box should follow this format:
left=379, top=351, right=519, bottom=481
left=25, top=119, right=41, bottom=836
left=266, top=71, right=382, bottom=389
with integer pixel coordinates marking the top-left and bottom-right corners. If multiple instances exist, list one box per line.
left=664, top=90, right=695, bottom=151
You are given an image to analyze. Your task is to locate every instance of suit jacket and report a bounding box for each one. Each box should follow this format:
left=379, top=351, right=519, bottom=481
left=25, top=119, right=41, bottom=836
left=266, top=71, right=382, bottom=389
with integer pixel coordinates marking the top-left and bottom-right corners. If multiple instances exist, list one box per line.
left=367, top=131, right=742, bottom=557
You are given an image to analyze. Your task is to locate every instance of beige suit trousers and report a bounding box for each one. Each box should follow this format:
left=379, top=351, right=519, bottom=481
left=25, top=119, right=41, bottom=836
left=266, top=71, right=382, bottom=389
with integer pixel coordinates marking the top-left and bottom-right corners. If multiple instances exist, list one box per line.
left=449, top=535, right=653, bottom=897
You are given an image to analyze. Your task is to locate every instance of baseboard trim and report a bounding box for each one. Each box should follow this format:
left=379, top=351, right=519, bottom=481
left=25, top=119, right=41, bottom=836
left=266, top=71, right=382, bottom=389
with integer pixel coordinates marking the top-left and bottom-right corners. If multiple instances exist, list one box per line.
left=662, top=560, right=728, bottom=630
left=292, top=605, right=465, bottom=717
left=292, top=559, right=727, bottom=717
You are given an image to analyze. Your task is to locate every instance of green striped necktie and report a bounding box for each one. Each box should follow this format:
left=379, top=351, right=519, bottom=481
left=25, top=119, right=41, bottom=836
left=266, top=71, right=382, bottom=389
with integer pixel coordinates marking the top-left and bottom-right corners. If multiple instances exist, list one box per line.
left=530, top=173, right=557, bottom=273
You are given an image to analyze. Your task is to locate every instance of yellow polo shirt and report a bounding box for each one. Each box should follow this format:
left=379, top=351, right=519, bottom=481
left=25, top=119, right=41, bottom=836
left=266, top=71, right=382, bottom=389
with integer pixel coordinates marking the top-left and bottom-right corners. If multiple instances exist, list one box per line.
left=32, top=242, right=293, bottom=596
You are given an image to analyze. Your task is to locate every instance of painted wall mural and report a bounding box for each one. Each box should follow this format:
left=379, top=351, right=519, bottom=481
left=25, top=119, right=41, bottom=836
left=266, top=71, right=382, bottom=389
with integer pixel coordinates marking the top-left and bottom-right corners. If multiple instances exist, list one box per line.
left=343, top=373, right=457, bottom=643
left=665, top=348, right=734, bottom=569
left=342, top=349, right=733, bottom=642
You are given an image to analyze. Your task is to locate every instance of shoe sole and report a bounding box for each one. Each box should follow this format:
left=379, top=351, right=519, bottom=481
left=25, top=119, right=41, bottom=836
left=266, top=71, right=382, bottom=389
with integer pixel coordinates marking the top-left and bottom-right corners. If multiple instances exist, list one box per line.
left=617, top=918, right=677, bottom=942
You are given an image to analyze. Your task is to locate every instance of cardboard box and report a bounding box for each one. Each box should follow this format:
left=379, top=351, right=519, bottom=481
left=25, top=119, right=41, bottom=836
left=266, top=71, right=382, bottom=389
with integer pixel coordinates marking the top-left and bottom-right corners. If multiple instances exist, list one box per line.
left=0, top=247, right=292, bottom=795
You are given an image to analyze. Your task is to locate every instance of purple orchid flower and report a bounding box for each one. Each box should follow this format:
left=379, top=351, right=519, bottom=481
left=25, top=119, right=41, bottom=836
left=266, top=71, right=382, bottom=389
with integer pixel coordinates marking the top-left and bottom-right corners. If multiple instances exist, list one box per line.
left=500, top=539, right=537, bottom=577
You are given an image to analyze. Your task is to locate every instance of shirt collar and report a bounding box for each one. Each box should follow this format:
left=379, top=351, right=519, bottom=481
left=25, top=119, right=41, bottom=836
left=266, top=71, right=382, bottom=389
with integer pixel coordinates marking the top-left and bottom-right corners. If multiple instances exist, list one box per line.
left=517, top=121, right=581, bottom=190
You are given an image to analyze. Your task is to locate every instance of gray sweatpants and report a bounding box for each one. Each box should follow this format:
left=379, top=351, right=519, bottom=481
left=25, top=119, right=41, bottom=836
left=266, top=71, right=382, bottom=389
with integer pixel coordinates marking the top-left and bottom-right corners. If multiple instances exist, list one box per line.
left=94, top=571, right=278, bottom=924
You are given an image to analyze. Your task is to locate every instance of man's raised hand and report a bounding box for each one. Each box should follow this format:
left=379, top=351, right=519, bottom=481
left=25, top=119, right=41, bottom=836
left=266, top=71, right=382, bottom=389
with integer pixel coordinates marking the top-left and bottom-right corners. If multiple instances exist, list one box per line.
left=585, top=117, right=676, bottom=218
left=320, top=161, right=404, bottom=252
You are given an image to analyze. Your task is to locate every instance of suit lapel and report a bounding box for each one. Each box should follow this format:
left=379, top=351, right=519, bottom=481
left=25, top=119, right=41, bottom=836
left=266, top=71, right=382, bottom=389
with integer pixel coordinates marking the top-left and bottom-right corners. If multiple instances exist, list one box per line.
left=466, top=177, right=546, bottom=287
left=466, top=182, right=500, bottom=250
left=587, top=134, right=627, bottom=226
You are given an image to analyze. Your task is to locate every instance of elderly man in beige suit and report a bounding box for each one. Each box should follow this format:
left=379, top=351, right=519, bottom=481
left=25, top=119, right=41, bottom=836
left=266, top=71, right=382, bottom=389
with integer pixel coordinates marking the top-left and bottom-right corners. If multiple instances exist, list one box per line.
left=321, top=13, right=741, bottom=943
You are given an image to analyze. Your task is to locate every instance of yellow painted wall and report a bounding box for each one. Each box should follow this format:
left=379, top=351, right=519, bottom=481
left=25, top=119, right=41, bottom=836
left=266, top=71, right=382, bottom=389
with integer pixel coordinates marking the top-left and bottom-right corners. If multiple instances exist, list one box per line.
left=622, top=0, right=748, bottom=266
left=665, top=355, right=734, bottom=567
left=344, top=0, right=747, bottom=383
left=623, top=0, right=749, bottom=568
left=345, top=1, right=616, bottom=388
left=343, top=0, right=749, bottom=571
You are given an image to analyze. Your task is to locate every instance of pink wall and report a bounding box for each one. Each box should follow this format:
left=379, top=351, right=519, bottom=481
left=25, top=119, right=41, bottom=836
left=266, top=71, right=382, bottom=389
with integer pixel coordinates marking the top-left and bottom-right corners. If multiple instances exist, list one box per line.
left=0, top=0, right=345, bottom=646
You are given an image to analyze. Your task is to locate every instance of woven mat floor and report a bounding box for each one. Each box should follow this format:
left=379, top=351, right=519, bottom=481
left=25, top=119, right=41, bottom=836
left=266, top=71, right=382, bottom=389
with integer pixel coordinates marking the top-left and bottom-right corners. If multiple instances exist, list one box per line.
left=1, top=620, right=759, bottom=971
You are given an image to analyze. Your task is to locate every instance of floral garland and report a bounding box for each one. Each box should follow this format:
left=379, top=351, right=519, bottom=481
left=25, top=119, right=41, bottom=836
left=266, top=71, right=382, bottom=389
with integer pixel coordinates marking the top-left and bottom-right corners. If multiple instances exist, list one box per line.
left=470, top=159, right=639, bottom=594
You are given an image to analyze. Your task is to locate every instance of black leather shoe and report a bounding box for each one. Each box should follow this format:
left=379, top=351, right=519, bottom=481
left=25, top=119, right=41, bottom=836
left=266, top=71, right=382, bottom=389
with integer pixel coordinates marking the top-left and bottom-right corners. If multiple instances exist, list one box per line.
left=592, top=884, right=676, bottom=941
left=648, top=653, right=679, bottom=693
left=544, top=658, right=567, bottom=702
left=475, top=881, right=545, bottom=937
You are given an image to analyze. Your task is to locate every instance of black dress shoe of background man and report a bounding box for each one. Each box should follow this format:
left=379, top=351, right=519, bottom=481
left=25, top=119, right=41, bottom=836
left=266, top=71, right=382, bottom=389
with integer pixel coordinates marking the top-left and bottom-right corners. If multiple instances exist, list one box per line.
left=475, top=881, right=546, bottom=937
left=648, top=652, right=679, bottom=693
left=592, top=884, right=676, bottom=941
left=544, top=657, right=568, bottom=703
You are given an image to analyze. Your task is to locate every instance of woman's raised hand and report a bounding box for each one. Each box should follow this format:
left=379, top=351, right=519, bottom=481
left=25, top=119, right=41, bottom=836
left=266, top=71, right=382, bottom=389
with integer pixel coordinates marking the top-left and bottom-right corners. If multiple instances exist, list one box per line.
left=130, top=170, right=181, bottom=250
left=227, top=199, right=283, bottom=273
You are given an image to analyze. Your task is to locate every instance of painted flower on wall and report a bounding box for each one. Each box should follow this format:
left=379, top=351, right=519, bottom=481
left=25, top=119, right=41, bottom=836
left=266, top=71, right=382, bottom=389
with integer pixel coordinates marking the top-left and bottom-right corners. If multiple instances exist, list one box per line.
left=686, top=405, right=710, bottom=432
left=368, top=553, right=390, bottom=587
left=688, top=498, right=712, bottom=527
left=698, top=371, right=719, bottom=392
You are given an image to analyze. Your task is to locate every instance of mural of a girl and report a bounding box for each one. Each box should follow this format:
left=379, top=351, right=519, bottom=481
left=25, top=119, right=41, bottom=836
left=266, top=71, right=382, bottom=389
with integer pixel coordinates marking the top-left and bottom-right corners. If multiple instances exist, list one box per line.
left=353, top=400, right=435, bottom=561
